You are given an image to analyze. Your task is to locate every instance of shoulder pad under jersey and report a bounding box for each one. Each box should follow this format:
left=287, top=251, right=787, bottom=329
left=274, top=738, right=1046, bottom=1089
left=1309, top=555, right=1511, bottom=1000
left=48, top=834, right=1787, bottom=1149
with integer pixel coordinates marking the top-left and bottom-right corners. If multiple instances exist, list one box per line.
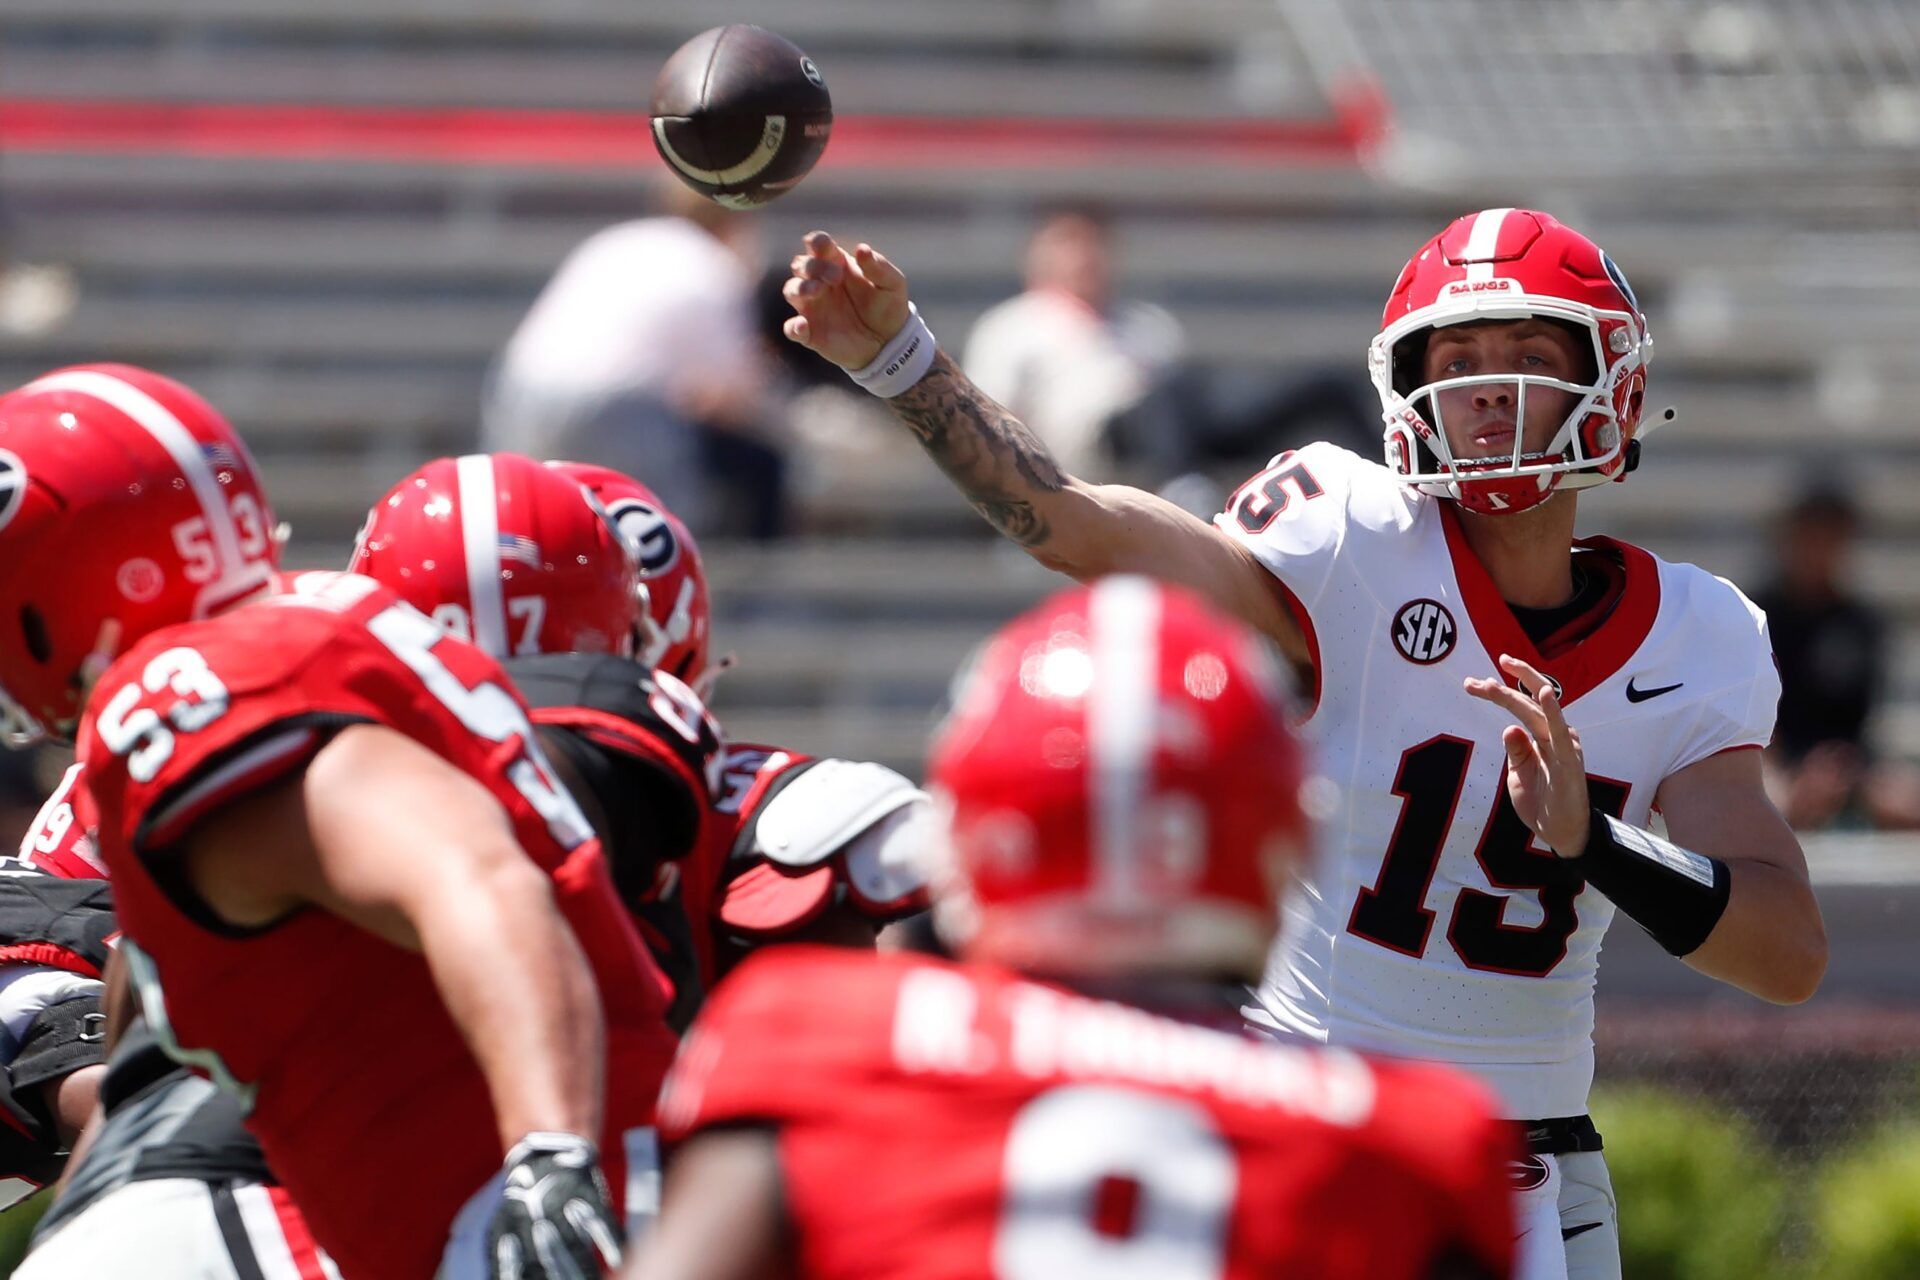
left=749, top=758, right=925, bottom=873
left=0, top=874, right=116, bottom=978
left=731, top=759, right=933, bottom=920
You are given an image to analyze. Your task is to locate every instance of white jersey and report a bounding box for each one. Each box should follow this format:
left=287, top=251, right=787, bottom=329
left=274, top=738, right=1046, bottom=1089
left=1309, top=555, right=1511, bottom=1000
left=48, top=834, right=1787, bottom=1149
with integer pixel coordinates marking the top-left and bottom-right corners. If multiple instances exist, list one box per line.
left=1215, top=443, right=1777, bottom=1119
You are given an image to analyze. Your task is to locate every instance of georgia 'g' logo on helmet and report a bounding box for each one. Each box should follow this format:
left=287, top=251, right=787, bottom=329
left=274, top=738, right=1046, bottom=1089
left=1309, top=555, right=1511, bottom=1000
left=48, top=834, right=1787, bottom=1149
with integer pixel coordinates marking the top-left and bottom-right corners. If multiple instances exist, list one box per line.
left=605, top=497, right=681, bottom=577
left=546, top=462, right=713, bottom=691
left=0, top=451, right=26, bottom=533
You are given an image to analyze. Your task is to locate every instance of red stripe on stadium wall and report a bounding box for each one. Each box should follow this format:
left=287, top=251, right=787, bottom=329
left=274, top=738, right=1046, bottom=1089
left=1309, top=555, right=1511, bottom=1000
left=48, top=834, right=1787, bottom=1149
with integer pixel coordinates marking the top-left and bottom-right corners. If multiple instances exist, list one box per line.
left=0, top=97, right=1366, bottom=168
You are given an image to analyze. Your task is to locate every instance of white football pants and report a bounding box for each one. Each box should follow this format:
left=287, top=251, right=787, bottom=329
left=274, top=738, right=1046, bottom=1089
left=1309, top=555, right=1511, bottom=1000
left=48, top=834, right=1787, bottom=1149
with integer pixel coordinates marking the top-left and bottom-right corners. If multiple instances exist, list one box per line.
left=1514, top=1150, right=1620, bottom=1280
left=16, top=1177, right=341, bottom=1280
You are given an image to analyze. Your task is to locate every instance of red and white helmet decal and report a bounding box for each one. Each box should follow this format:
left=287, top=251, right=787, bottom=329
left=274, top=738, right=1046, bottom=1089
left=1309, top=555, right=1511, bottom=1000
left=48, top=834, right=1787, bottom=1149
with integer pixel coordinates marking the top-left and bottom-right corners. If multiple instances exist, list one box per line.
left=453, top=453, right=511, bottom=659
left=1086, top=575, right=1161, bottom=910
left=0, top=364, right=279, bottom=744
left=25, top=368, right=273, bottom=614
left=351, top=453, right=641, bottom=661
left=928, top=576, right=1311, bottom=979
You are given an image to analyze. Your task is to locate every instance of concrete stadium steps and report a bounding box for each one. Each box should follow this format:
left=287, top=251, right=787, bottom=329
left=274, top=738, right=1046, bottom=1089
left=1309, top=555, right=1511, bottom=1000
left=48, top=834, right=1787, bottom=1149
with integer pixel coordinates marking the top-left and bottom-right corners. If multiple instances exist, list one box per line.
left=3, top=0, right=1295, bottom=57
left=0, top=49, right=1285, bottom=122
left=0, top=145, right=1378, bottom=212
left=690, top=533, right=1920, bottom=769
left=697, top=707, right=941, bottom=778
left=0, top=295, right=1874, bottom=415
left=0, top=0, right=1322, bottom=120
left=2, top=207, right=1793, bottom=304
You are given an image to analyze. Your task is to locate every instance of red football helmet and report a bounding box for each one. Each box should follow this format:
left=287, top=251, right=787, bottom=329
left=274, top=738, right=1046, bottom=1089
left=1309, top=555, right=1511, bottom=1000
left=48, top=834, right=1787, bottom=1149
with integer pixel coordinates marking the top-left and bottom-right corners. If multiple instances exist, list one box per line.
left=926, top=576, right=1312, bottom=980
left=0, top=364, right=280, bottom=746
left=1369, top=208, right=1651, bottom=516
left=350, top=452, right=641, bottom=660
left=548, top=462, right=714, bottom=694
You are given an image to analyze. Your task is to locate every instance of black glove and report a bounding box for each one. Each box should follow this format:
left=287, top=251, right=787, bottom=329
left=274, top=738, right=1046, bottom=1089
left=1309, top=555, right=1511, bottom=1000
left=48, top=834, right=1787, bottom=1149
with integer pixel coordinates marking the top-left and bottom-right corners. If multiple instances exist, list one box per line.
left=487, top=1132, right=624, bottom=1280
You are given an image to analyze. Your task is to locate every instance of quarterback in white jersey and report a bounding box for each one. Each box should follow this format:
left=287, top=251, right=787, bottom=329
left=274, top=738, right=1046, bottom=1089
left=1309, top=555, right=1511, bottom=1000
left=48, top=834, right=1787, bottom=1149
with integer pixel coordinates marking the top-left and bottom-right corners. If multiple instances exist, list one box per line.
left=777, top=208, right=1826, bottom=1280
left=1222, top=437, right=1776, bottom=1122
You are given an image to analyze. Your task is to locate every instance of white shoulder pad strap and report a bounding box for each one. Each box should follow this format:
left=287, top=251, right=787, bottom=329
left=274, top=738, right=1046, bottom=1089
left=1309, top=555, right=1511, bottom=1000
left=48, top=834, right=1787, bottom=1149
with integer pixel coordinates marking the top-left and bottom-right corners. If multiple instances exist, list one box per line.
left=752, top=758, right=927, bottom=871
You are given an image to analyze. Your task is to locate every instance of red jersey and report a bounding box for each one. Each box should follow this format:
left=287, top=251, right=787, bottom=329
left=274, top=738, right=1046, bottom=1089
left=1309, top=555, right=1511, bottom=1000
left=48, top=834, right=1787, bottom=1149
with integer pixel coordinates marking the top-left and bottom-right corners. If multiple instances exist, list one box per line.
left=17, top=763, right=107, bottom=881
left=77, top=571, right=680, bottom=1280
left=662, top=948, right=1517, bottom=1280
left=689, top=743, right=820, bottom=975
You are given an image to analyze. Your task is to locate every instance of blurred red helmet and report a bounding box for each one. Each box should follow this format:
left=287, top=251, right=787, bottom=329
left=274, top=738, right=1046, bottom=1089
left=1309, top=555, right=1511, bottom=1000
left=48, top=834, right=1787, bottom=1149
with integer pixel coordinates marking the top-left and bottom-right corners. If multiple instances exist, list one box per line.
left=549, top=462, right=713, bottom=694
left=926, top=576, right=1312, bottom=980
left=1370, top=207, right=1651, bottom=516
left=0, top=364, right=280, bottom=745
left=350, top=452, right=641, bottom=661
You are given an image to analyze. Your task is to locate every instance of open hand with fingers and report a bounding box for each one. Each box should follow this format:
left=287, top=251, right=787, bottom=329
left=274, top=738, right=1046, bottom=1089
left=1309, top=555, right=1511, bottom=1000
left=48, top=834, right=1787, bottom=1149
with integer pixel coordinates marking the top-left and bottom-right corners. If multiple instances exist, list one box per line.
left=1464, top=654, right=1593, bottom=858
left=781, top=231, right=913, bottom=370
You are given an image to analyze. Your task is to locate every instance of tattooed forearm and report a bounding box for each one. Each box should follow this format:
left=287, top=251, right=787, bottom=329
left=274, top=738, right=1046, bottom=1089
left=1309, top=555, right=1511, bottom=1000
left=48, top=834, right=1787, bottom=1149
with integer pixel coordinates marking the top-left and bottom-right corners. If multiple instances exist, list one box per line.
left=886, top=352, right=1067, bottom=548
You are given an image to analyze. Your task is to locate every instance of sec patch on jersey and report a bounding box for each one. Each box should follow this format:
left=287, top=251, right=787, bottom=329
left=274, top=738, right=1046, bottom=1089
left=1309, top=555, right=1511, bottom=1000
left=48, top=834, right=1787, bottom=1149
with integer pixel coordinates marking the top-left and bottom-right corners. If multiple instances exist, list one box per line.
left=649, top=24, right=834, bottom=210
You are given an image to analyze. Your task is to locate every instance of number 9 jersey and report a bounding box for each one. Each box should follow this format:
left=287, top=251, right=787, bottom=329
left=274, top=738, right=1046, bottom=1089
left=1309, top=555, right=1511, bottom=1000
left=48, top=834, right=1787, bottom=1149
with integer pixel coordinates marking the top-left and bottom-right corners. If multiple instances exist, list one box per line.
left=1215, top=443, right=1778, bottom=1119
left=661, top=946, right=1517, bottom=1280
left=76, top=570, right=681, bottom=1280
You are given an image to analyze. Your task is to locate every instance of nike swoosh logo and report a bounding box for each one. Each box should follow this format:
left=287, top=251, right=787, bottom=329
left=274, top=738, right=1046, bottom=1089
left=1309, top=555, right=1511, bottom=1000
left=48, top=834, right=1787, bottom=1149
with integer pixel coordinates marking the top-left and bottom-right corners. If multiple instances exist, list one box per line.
left=1562, top=1222, right=1604, bottom=1241
left=1625, top=677, right=1683, bottom=703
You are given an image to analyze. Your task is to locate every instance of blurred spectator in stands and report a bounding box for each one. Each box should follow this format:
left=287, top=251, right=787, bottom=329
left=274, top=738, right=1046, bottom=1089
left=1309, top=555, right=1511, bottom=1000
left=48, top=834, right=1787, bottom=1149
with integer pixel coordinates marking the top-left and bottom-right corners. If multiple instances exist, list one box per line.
left=484, top=182, right=788, bottom=539
left=962, top=206, right=1185, bottom=478
left=0, top=222, right=79, bottom=340
left=1756, top=482, right=1920, bottom=830
left=0, top=746, right=52, bottom=856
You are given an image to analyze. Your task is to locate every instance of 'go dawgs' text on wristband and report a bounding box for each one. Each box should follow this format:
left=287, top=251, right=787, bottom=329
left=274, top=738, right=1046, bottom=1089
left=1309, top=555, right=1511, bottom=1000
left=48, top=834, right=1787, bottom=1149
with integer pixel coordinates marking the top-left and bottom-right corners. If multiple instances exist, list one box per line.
left=849, top=304, right=937, bottom=399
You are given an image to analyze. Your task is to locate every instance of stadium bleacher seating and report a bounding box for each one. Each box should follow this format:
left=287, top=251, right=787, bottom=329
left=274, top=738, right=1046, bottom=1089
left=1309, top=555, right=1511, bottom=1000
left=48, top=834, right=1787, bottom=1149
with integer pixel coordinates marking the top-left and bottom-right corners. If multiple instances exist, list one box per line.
left=2, top=0, right=1917, bottom=771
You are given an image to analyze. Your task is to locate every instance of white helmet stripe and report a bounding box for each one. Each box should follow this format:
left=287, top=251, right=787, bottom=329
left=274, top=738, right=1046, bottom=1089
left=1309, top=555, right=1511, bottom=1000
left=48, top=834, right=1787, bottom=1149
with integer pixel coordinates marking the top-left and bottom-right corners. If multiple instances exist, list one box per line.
left=1088, top=575, right=1161, bottom=907
left=1461, top=206, right=1514, bottom=283
left=24, top=369, right=245, bottom=578
left=454, top=453, right=509, bottom=658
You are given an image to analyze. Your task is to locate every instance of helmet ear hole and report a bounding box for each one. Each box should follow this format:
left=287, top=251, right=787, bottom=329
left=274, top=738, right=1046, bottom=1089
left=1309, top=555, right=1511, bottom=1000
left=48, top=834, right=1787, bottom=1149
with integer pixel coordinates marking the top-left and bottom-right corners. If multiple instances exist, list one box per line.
left=19, top=608, right=50, bottom=665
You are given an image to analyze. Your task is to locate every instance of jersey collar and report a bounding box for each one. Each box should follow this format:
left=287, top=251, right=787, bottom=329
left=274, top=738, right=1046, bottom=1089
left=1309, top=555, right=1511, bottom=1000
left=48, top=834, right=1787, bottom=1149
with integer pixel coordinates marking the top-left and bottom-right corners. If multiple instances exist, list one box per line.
left=1439, top=503, right=1660, bottom=707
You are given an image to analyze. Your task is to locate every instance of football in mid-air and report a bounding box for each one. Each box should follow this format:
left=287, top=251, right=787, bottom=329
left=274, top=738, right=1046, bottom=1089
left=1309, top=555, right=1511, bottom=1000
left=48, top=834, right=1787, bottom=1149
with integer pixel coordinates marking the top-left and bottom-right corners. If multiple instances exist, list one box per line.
left=649, top=24, right=833, bottom=210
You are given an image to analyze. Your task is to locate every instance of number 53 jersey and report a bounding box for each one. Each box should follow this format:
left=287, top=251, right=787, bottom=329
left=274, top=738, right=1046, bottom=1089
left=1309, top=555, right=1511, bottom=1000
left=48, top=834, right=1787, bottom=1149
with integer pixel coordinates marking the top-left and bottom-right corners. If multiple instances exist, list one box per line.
left=1215, top=444, right=1778, bottom=1119
left=76, top=571, right=680, bottom=1280
left=662, top=947, right=1518, bottom=1280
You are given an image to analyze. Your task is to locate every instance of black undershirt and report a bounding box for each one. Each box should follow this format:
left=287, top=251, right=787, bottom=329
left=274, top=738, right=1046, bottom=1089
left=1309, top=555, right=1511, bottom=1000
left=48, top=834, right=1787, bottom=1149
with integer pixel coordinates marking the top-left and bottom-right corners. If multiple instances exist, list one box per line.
left=1508, top=552, right=1616, bottom=649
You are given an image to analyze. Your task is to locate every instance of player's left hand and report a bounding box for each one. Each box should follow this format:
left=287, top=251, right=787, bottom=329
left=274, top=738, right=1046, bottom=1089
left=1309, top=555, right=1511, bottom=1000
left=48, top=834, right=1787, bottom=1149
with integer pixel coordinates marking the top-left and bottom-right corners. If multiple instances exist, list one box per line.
left=1464, top=655, right=1591, bottom=858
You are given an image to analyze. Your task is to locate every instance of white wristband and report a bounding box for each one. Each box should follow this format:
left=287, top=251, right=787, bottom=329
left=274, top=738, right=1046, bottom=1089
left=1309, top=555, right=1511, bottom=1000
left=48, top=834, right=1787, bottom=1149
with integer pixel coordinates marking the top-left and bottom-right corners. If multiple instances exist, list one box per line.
left=849, top=304, right=937, bottom=399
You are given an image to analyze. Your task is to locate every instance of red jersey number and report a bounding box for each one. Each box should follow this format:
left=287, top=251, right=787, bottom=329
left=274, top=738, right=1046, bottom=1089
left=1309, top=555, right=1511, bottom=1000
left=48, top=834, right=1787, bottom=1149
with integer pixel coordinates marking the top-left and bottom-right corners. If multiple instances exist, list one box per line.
left=997, top=1085, right=1232, bottom=1279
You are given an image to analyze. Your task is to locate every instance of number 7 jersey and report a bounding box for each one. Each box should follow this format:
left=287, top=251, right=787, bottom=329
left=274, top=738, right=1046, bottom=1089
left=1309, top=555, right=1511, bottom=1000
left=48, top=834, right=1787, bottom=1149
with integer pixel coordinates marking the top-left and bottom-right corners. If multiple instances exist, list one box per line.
left=1215, top=444, right=1778, bottom=1118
